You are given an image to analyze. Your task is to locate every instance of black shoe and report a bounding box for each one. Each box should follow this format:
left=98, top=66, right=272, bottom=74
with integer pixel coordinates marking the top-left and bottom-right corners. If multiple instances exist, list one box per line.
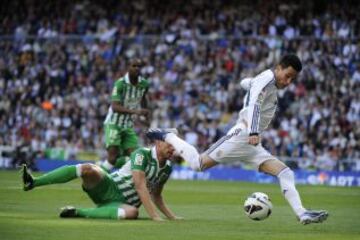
left=60, top=206, right=78, bottom=218
left=146, top=128, right=170, bottom=141
left=21, top=164, right=34, bottom=191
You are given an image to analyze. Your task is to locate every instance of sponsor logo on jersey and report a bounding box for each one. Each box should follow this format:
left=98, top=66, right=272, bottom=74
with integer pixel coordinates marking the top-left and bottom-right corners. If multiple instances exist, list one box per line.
left=134, top=154, right=144, bottom=166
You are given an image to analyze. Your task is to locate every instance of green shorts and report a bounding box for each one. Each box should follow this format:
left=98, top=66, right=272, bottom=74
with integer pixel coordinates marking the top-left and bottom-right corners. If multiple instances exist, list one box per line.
left=104, top=124, right=139, bottom=150
left=83, top=172, right=125, bottom=207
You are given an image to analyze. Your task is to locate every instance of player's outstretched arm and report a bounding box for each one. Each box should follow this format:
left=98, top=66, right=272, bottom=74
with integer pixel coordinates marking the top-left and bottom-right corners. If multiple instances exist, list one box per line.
left=132, top=170, right=163, bottom=221
left=151, top=184, right=183, bottom=220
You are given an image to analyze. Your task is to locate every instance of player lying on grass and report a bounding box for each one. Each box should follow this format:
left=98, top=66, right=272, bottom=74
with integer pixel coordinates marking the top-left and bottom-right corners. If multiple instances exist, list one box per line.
left=21, top=139, right=181, bottom=221
left=147, top=54, right=329, bottom=225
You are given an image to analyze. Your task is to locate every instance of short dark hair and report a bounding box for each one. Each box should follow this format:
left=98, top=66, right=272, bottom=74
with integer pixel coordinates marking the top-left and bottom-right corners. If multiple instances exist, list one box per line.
left=279, top=54, right=302, bottom=72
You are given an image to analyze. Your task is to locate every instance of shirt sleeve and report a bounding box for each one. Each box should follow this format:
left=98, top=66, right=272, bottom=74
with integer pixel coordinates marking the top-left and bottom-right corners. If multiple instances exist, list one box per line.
left=240, top=77, right=252, bottom=90
left=246, top=70, right=274, bottom=135
left=130, top=150, right=148, bottom=172
left=110, top=80, right=123, bottom=102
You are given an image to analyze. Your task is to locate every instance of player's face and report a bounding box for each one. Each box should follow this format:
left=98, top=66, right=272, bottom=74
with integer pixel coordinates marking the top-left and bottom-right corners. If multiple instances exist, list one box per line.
left=129, top=60, right=142, bottom=77
left=158, top=142, right=175, bottom=159
left=275, top=66, right=298, bottom=89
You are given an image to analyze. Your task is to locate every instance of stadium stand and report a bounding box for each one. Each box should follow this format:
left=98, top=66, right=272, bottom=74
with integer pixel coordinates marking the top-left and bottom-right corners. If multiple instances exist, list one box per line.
left=0, top=0, right=359, bottom=171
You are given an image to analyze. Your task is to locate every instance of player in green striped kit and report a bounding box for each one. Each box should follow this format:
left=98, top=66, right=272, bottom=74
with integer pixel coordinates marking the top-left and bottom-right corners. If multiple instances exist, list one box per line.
left=21, top=139, right=182, bottom=221
left=101, top=58, right=150, bottom=172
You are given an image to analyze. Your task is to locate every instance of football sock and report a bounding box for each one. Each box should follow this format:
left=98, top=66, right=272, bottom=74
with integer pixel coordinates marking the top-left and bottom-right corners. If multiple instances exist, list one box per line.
left=277, top=168, right=306, bottom=216
left=33, top=165, right=78, bottom=188
left=165, top=133, right=201, bottom=170
left=76, top=206, right=124, bottom=219
left=100, top=161, right=114, bottom=172
left=100, top=156, right=129, bottom=173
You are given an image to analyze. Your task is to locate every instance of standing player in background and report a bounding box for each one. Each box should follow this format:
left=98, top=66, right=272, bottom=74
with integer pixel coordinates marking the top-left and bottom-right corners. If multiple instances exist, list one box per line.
left=147, top=54, right=329, bottom=225
left=21, top=139, right=181, bottom=221
left=100, top=59, right=150, bottom=172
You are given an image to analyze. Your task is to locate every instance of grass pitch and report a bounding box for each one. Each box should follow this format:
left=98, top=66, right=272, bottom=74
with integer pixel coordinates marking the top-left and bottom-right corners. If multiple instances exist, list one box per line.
left=0, top=170, right=360, bottom=240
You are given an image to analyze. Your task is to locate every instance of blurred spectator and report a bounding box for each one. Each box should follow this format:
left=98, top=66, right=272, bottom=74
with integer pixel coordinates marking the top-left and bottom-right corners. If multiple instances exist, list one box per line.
left=0, top=0, right=359, bottom=171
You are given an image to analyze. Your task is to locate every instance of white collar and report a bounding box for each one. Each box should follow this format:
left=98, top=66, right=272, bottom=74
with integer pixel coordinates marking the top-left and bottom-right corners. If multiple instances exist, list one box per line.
left=151, top=146, right=158, bottom=160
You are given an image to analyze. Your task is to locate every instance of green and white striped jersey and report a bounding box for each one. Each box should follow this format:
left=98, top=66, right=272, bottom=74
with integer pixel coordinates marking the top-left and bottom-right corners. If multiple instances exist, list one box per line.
left=104, top=73, right=149, bottom=128
left=110, top=147, right=172, bottom=207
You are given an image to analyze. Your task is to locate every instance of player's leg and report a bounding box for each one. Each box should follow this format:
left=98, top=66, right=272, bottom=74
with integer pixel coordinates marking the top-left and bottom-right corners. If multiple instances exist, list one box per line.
left=116, top=128, right=139, bottom=168
left=147, top=129, right=203, bottom=170
left=61, top=167, right=137, bottom=220
left=259, top=159, right=328, bottom=224
left=60, top=203, right=138, bottom=220
left=101, top=124, right=122, bottom=172
left=101, top=146, right=119, bottom=171
left=259, top=159, right=306, bottom=216
left=80, top=163, right=106, bottom=189
left=21, top=164, right=81, bottom=191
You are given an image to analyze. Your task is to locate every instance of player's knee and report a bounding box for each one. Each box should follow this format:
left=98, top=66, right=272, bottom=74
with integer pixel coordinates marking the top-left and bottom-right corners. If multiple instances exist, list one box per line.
left=80, top=164, right=99, bottom=178
left=199, top=154, right=217, bottom=171
left=124, top=207, right=138, bottom=219
left=277, top=167, right=294, bottom=181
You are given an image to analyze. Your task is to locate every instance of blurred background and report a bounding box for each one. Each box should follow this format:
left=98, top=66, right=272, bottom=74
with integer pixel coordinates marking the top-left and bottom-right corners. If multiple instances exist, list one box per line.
left=0, top=0, right=359, bottom=175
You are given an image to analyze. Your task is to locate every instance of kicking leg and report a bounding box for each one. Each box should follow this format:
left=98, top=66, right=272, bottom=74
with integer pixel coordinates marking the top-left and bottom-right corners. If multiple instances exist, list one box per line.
left=147, top=129, right=202, bottom=170
left=259, top=159, right=328, bottom=224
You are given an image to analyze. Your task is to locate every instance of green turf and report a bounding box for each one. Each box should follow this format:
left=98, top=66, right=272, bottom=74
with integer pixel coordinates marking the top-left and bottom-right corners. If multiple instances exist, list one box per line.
left=1, top=170, right=360, bottom=240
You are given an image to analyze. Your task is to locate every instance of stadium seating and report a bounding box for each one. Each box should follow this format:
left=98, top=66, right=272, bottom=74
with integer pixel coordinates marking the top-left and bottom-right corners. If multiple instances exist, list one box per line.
left=0, top=0, right=359, bottom=171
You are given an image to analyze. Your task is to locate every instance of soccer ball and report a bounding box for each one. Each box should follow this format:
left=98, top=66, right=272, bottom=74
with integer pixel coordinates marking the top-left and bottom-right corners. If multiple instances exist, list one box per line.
left=244, top=192, right=273, bottom=221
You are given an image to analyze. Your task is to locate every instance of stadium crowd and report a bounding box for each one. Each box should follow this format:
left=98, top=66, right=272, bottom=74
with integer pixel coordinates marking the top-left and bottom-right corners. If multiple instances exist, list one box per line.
left=0, top=0, right=359, bottom=171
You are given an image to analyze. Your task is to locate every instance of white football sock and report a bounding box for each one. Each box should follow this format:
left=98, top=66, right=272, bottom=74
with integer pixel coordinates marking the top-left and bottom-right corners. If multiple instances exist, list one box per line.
left=165, top=133, right=201, bottom=171
left=101, top=161, right=114, bottom=171
left=75, top=164, right=82, bottom=177
left=277, top=168, right=306, bottom=217
left=117, top=208, right=126, bottom=219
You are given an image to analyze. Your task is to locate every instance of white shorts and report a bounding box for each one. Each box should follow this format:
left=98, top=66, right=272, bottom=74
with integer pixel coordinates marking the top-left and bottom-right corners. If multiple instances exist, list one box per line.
left=204, top=124, right=276, bottom=169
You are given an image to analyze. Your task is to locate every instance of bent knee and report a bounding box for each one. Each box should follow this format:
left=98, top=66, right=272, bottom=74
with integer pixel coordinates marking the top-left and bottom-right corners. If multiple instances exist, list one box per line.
left=199, top=154, right=218, bottom=171
left=80, top=164, right=101, bottom=178
left=124, top=207, right=139, bottom=219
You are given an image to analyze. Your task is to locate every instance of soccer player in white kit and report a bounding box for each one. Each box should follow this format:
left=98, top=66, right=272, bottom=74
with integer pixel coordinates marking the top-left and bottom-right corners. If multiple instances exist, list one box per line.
left=147, top=54, right=329, bottom=225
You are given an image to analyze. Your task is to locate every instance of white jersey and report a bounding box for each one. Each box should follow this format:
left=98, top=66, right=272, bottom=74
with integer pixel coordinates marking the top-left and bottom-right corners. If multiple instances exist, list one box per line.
left=238, top=69, right=278, bottom=135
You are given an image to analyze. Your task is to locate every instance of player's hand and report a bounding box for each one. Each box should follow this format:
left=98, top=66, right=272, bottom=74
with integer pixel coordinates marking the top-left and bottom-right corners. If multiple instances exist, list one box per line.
left=152, top=216, right=165, bottom=222
left=248, top=135, right=260, bottom=145
left=169, top=216, right=184, bottom=221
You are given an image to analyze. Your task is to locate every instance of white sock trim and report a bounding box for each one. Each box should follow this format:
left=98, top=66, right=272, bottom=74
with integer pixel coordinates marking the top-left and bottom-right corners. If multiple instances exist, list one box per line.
left=117, top=208, right=126, bottom=219
left=102, top=161, right=114, bottom=171
left=277, top=167, right=290, bottom=177
left=75, top=164, right=82, bottom=177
